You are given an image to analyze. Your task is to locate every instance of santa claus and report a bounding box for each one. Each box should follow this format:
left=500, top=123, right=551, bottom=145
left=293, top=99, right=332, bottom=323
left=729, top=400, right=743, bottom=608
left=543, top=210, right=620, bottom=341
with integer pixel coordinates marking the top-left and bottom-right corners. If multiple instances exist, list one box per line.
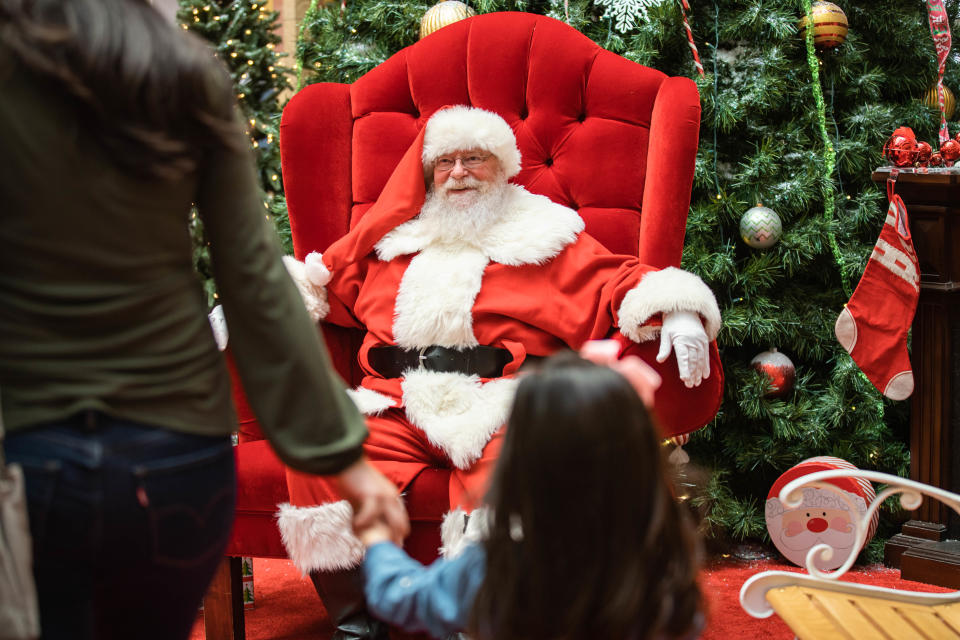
left=280, top=105, right=722, bottom=637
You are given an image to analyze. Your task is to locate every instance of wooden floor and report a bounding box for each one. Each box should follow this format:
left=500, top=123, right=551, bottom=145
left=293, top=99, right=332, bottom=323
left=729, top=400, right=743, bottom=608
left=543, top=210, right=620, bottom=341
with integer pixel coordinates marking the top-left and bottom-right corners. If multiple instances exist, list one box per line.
left=767, top=585, right=960, bottom=640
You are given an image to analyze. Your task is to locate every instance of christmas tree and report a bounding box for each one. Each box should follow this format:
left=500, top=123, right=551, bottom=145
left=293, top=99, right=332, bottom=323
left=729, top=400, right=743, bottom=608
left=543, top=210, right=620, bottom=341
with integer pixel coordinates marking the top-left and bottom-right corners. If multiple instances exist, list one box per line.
left=178, top=0, right=293, bottom=305
left=297, top=0, right=959, bottom=560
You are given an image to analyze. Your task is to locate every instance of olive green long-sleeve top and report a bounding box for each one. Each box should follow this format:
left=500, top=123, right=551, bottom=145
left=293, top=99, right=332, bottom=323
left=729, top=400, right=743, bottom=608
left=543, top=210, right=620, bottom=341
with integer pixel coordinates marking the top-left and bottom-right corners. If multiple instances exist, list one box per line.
left=0, top=50, right=366, bottom=475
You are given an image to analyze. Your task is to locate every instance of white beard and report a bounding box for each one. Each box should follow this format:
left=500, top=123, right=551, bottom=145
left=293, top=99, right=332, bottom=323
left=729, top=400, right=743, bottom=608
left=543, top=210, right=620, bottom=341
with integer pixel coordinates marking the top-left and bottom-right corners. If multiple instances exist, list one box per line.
left=418, top=175, right=509, bottom=245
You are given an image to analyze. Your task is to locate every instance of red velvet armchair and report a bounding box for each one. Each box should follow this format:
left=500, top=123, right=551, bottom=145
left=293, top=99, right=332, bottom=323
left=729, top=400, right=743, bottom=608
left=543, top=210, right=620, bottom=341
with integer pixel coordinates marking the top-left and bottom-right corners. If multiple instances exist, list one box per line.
left=202, top=11, right=721, bottom=640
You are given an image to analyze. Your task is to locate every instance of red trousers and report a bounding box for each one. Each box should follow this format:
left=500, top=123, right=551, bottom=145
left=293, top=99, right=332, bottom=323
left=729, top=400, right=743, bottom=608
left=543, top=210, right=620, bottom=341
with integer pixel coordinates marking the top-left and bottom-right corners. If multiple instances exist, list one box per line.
left=286, top=407, right=503, bottom=512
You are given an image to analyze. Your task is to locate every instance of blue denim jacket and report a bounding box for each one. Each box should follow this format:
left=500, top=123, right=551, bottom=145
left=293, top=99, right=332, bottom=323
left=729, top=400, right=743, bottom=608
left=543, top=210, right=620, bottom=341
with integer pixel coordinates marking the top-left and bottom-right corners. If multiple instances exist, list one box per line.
left=362, top=542, right=486, bottom=638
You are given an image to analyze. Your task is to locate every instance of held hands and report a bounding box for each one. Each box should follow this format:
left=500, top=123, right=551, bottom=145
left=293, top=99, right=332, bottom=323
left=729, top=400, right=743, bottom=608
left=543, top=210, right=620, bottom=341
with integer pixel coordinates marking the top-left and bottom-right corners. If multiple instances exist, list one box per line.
left=656, top=310, right=711, bottom=388
left=355, top=518, right=395, bottom=547
left=333, top=456, right=410, bottom=546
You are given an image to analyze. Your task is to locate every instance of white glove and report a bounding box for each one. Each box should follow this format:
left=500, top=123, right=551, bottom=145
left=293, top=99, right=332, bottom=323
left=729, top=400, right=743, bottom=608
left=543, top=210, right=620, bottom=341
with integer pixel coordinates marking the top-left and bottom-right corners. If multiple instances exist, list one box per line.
left=656, top=310, right=710, bottom=388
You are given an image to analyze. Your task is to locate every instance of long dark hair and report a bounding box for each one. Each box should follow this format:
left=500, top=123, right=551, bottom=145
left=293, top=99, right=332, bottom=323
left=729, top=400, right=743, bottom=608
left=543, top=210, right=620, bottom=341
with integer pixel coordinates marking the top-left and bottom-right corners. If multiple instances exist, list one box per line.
left=471, top=352, right=703, bottom=640
left=0, top=0, right=242, bottom=179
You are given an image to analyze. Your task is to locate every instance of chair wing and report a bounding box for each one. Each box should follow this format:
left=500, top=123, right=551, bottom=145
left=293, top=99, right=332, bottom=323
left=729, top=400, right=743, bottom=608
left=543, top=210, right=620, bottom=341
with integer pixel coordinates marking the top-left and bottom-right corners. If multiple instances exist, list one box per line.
left=282, top=11, right=700, bottom=269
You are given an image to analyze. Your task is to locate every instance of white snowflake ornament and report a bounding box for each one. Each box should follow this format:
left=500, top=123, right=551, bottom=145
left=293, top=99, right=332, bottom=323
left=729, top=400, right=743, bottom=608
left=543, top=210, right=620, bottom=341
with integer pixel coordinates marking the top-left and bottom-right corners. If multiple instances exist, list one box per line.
left=594, top=0, right=669, bottom=33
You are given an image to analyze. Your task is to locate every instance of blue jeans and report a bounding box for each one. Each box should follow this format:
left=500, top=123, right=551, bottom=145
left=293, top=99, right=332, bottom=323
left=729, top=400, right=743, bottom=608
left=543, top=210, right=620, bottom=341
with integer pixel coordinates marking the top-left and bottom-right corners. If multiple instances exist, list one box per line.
left=4, top=411, right=236, bottom=640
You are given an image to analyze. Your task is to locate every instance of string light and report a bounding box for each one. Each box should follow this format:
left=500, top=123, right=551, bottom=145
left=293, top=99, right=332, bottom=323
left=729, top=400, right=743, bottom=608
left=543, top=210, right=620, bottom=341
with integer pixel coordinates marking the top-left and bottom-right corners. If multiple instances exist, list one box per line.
left=230, top=52, right=238, bottom=58
left=245, top=29, right=252, bottom=35
left=237, top=92, right=245, bottom=99
left=247, top=59, right=254, bottom=66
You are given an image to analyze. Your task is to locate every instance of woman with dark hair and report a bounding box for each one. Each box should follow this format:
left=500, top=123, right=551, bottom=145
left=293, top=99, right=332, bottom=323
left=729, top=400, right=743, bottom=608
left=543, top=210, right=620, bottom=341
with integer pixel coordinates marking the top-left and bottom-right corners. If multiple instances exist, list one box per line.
left=0, top=1, right=407, bottom=639
left=358, top=346, right=703, bottom=640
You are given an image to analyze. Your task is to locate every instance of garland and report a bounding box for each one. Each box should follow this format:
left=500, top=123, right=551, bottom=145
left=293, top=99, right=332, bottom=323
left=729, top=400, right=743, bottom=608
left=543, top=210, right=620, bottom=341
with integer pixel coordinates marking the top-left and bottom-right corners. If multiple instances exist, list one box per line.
left=800, top=0, right=848, bottom=298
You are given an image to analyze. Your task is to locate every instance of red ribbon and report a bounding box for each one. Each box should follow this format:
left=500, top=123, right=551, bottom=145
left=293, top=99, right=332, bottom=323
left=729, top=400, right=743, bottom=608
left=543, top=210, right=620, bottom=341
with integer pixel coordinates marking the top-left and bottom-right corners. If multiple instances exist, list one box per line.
left=680, top=0, right=704, bottom=77
left=927, top=0, right=952, bottom=144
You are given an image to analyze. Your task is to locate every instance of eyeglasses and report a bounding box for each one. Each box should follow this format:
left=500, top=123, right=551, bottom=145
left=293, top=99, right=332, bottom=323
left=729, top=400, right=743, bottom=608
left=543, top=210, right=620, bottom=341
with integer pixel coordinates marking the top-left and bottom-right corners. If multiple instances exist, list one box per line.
left=434, top=154, right=491, bottom=171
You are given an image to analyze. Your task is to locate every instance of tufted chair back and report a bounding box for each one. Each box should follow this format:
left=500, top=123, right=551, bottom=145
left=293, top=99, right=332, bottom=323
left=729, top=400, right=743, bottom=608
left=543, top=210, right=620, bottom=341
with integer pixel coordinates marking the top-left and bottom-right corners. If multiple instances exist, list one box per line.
left=281, top=11, right=702, bottom=388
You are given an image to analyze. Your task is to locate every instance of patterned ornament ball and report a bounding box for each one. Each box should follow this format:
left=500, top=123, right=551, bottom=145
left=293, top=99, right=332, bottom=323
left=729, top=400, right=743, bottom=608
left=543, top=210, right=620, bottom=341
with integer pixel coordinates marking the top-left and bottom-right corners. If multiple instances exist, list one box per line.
left=916, top=140, right=933, bottom=166
left=930, top=152, right=945, bottom=167
left=766, top=456, right=877, bottom=570
left=420, top=1, right=476, bottom=39
left=798, top=1, right=849, bottom=50
left=883, top=127, right=919, bottom=168
left=750, top=348, right=795, bottom=397
left=739, top=205, right=783, bottom=249
left=940, top=139, right=960, bottom=165
left=921, top=85, right=957, bottom=121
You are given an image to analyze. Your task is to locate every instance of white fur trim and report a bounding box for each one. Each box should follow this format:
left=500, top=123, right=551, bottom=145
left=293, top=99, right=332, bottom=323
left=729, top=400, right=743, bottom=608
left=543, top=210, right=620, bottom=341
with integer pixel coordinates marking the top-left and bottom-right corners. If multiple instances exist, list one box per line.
left=377, top=185, right=583, bottom=267
left=276, top=501, right=364, bottom=573
left=304, top=251, right=332, bottom=286
left=402, top=371, right=517, bottom=469
left=617, top=267, right=721, bottom=343
left=208, top=305, right=228, bottom=351
left=392, top=245, right=488, bottom=349
left=440, top=506, right=491, bottom=559
left=282, top=255, right=330, bottom=322
left=346, top=386, right=396, bottom=415
left=423, top=106, right=521, bottom=179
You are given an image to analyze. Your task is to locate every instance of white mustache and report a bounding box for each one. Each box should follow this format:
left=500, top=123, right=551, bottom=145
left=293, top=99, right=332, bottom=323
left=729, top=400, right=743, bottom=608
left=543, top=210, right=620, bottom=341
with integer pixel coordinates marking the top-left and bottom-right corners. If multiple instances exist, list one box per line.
left=779, top=526, right=857, bottom=552
left=442, top=175, right=484, bottom=191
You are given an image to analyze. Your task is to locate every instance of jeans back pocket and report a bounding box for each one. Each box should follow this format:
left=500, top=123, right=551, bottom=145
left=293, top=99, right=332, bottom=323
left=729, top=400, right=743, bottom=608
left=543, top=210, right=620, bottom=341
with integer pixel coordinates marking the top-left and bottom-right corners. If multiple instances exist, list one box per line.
left=134, top=439, right=235, bottom=569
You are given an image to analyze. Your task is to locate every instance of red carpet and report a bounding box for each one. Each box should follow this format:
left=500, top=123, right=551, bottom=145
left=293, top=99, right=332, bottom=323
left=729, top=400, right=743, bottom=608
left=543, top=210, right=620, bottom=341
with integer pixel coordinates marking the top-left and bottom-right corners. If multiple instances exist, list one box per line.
left=190, top=556, right=952, bottom=639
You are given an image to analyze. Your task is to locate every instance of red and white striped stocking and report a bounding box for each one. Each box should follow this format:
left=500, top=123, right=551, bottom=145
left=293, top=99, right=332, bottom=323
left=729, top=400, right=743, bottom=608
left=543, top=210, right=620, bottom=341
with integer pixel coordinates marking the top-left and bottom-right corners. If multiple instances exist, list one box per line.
left=834, top=192, right=920, bottom=400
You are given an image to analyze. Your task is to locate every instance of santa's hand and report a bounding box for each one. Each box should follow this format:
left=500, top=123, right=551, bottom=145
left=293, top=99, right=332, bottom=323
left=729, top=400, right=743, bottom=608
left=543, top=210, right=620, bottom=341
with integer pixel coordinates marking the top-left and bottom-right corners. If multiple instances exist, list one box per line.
left=656, top=310, right=710, bottom=388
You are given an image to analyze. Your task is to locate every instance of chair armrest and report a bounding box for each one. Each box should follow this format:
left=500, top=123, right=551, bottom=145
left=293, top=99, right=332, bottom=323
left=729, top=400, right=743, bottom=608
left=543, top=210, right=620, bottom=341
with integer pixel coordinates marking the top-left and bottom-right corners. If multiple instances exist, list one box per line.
left=639, top=76, right=701, bottom=269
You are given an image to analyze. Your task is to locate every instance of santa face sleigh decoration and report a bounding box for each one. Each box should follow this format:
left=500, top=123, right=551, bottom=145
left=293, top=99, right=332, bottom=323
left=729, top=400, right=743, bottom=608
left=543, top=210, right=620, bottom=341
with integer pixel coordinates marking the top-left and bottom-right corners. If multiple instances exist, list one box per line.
left=766, top=457, right=877, bottom=571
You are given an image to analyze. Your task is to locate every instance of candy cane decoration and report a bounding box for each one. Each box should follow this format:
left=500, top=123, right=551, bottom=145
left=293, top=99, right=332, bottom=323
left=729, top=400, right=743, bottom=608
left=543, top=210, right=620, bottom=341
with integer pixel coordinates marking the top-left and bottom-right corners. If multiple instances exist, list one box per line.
left=680, top=0, right=705, bottom=77
left=926, top=0, right=952, bottom=144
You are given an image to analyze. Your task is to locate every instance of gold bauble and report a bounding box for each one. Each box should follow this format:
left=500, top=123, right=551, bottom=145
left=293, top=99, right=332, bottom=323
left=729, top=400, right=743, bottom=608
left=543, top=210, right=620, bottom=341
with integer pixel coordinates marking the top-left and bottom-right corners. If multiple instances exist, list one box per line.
left=798, top=1, right=849, bottom=50
left=419, top=1, right=476, bottom=39
left=921, top=85, right=957, bottom=121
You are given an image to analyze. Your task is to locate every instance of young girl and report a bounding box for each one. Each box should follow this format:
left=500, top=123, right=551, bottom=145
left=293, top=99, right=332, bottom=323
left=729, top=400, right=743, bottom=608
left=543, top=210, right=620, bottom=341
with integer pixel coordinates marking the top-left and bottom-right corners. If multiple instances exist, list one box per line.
left=357, top=344, right=704, bottom=639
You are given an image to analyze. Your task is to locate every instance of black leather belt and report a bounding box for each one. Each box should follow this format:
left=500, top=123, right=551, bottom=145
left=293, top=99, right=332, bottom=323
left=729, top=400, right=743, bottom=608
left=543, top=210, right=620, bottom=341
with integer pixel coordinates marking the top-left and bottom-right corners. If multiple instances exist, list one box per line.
left=368, top=345, right=513, bottom=378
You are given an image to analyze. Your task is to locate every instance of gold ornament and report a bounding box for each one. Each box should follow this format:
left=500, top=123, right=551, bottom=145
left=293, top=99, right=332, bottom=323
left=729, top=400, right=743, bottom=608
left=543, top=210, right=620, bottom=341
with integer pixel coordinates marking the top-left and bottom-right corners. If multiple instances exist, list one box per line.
left=921, top=84, right=956, bottom=121
left=798, top=1, right=849, bottom=50
left=419, top=1, right=476, bottom=39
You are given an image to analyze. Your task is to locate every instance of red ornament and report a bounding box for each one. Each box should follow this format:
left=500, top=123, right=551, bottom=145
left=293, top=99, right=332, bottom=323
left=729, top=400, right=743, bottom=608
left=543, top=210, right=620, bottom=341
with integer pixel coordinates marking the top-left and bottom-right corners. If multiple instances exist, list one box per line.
left=930, top=152, right=944, bottom=167
left=883, top=126, right=919, bottom=167
left=916, top=141, right=933, bottom=166
left=955, top=131, right=960, bottom=144
left=750, top=348, right=796, bottom=398
left=940, top=139, right=960, bottom=165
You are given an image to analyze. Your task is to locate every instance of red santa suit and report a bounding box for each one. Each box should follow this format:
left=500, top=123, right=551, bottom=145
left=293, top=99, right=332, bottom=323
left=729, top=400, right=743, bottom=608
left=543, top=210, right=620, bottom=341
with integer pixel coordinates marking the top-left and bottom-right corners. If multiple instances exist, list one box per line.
left=276, top=106, right=721, bottom=574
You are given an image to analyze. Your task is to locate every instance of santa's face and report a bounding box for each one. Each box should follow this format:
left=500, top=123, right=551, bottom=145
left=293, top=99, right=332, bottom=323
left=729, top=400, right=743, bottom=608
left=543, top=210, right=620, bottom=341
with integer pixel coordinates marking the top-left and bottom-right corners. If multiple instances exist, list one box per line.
left=778, top=507, right=855, bottom=552
left=432, top=148, right=501, bottom=208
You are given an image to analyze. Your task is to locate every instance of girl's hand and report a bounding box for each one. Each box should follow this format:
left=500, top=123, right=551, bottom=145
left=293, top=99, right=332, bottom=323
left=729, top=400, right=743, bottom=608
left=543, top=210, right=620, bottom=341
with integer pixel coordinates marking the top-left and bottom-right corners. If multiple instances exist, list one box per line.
left=356, top=518, right=394, bottom=547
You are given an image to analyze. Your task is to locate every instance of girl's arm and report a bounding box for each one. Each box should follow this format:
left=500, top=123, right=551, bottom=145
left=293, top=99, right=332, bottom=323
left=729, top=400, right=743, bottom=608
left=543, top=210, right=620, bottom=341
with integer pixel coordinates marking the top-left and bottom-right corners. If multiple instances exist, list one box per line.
left=362, top=541, right=485, bottom=639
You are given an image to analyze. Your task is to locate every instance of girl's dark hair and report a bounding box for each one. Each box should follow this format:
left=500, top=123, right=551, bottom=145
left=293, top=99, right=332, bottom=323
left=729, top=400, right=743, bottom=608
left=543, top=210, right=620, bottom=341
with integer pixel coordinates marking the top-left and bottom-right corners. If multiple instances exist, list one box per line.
left=0, top=0, right=242, bottom=179
left=471, top=351, right=702, bottom=640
